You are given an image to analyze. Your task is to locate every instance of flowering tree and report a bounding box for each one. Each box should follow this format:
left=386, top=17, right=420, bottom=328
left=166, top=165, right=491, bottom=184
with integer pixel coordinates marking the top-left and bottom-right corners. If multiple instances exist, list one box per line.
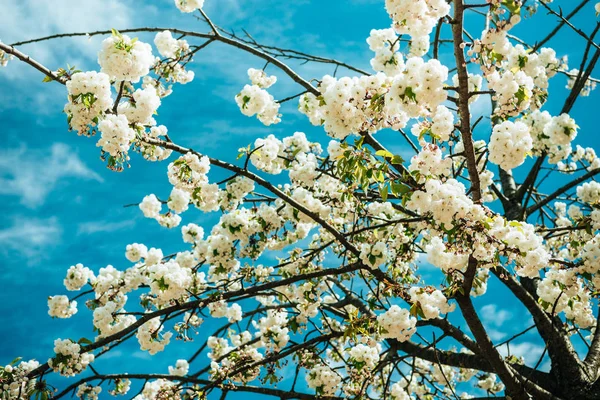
left=2, top=0, right=600, bottom=398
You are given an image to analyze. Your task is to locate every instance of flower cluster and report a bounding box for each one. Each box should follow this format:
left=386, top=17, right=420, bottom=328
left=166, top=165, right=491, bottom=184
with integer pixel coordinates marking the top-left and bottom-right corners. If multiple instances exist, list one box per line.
left=98, top=32, right=154, bottom=83
left=488, top=120, right=533, bottom=171
left=367, top=28, right=403, bottom=76
left=168, top=359, right=189, bottom=376
left=360, top=241, right=389, bottom=269
left=236, top=68, right=281, bottom=126
left=300, top=57, right=448, bottom=139
left=64, top=71, right=113, bottom=136
left=48, top=295, right=78, bottom=318
left=174, top=0, right=204, bottom=13
left=48, top=339, right=94, bottom=377
left=384, top=0, right=450, bottom=56
left=76, top=384, right=102, bottom=400
left=137, top=317, right=173, bottom=355
left=409, top=287, right=454, bottom=319
left=0, top=359, right=40, bottom=399
left=523, top=111, right=578, bottom=164
left=306, top=364, right=342, bottom=396
left=377, top=305, right=417, bottom=341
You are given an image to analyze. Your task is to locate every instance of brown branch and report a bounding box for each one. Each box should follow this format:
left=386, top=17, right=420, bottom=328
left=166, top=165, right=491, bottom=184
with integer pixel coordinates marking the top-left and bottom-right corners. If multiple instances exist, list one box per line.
left=52, top=373, right=341, bottom=400
left=526, top=168, right=600, bottom=215
left=27, top=262, right=362, bottom=380
left=451, top=0, right=481, bottom=202
left=0, top=42, right=65, bottom=84
left=533, top=0, right=591, bottom=52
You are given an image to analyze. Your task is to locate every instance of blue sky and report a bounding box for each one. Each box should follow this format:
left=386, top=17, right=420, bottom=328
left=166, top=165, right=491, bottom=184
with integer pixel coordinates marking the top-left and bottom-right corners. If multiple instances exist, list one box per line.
left=0, top=0, right=598, bottom=397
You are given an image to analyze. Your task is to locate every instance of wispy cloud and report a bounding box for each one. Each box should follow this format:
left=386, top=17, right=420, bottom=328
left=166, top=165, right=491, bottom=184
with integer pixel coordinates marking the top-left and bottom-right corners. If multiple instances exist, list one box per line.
left=0, top=143, right=103, bottom=208
left=0, top=216, right=62, bottom=264
left=498, top=341, right=546, bottom=366
left=481, top=304, right=513, bottom=327
left=77, top=220, right=135, bottom=235
left=0, top=0, right=133, bottom=69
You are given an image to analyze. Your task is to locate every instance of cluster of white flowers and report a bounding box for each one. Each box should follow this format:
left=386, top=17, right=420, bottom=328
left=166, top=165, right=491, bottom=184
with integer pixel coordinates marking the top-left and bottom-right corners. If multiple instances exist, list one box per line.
left=409, top=287, right=454, bottom=319
left=306, top=364, right=342, bottom=396
left=48, top=295, right=77, bottom=318
left=387, top=58, right=449, bottom=119
left=407, top=179, right=485, bottom=228
left=167, top=187, right=191, bottom=214
left=377, top=305, right=417, bottom=341
left=300, top=58, right=447, bottom=140
left=235, top=68, right=280, bottom=126
left=578, top=181, right=600, bottom=205
left=168, top=359, right=189, bottom=376
left=347, top=343, right=381, bottom=370
left=384, top=0, right=450, bottom=56
left=477, top=374, right=504, bottom=393
left=1, top=360, right=40, bottom=399
left=537, top=269, right=595, bottom=328
left=137, top=317, right=173, bottom=355
left=48, top=339, right=94, bottom=377
left=0, top=43, right=12, bottom=67
left=565, top=68, right=597, bottom=96
left=97, top=114, right=137, bottom=160
left=300, top=74, right=393, bottom=139
left=360, top=241, right=389, bottom=269
left=93, top=301, right=136, bottom=338
left=148, top=259, right=194, bottom=306
left=154, top=30, right=189, bottom=59
left=152, top=30, right=195, bottom=84
left=98, top=32, right=154, bottom=83
left=367, top=28, right=403, bottom=76
left=76, top=384, right=102, bottom=400
left=254, top=309, right=290, bottom=351
left=469, top=19, right=560, bottom=117
left=522, top=111, right=578, bottom=164
left=248, top=68, right=277, bottom=88
left=488, top=120, right=533, bottom=170
left=208, top=300, right=243, bottom=323
left=408, top=144, right=452, bottom=182
left=136, top=379, right=179, bottom=400
left=390, top=381, right=412, bottom=400
left=411, top=105, right=455, bottom=143
left=494, top=220, right=550, bottom=278
left=426, top=236, right=469, bottom=272
left=64, top=263, right=95, bottom=291
left=174, top=0, right=204, bottom=13
left=109, top=378, right=131, bottom=396
left=64, top=71, right=113, bottom=136
left=182, top=223, right=204, bottom=244
left=118, top=86, right=161, bottom=125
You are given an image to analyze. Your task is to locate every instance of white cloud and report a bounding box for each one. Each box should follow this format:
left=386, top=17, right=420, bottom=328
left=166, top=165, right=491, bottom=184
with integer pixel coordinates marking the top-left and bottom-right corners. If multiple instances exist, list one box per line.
left=0, top=216, right=62, bottom=263
left=0, top=143, right=102, bottom=208
left=480, top=303, right=513, bottom=327
left=0, top=0, right=133, bottom=77
left=77, top=220, right=135, bottom=235
left=498, top=341, right=546, bottom=366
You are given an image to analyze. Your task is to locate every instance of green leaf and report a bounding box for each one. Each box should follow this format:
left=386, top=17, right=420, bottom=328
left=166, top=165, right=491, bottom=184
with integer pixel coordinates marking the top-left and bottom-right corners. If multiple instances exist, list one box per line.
left=379, top=184, right=388, bottom=202
left=391, top=155, right=404, bottom=164
left=10, top=357, right=22, bottom=366
left=375, top=149, right=393, bottom=158
left=502, top=0, right=521, bottom=14
left=391, top=183, right=410, bottom=195
left=78, top=337, right=93, bottom=346
left=404, top=86, right=417, bottom=102
left=42, top=75, right=53, bottom=83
